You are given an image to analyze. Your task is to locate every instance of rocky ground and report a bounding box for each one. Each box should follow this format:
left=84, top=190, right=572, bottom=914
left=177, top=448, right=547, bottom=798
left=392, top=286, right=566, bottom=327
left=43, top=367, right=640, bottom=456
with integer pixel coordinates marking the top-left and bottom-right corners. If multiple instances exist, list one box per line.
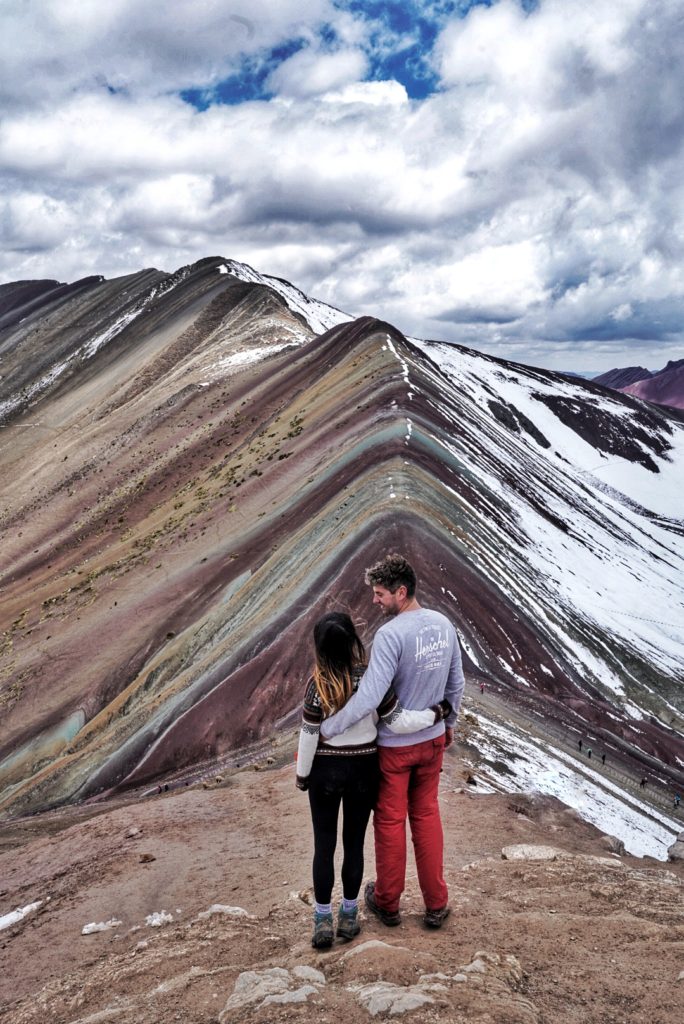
left=1, top=742, right=682, bottom=1024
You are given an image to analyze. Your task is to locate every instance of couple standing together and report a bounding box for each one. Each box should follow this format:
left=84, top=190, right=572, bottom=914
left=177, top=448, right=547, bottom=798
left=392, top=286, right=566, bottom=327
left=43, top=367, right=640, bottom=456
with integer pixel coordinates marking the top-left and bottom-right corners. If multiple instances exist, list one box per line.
left=296, top=553, right=465, bottom=948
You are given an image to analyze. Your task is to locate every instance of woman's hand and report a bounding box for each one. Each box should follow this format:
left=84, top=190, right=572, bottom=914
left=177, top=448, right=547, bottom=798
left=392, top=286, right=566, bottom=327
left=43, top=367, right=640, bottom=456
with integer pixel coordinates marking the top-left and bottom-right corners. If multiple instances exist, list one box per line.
left=430, top=698, right=453, bottom=723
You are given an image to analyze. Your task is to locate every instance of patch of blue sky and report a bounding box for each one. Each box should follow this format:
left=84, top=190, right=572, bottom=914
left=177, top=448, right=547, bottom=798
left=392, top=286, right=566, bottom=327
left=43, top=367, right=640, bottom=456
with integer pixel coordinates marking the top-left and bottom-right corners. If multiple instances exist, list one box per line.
left=179, top=0, right=539, bottom=110
left=180, top=40, right=306, bottom=108
left=332, top=1, right=538, bottom=98
left=339, top=0, right=442, bottom=98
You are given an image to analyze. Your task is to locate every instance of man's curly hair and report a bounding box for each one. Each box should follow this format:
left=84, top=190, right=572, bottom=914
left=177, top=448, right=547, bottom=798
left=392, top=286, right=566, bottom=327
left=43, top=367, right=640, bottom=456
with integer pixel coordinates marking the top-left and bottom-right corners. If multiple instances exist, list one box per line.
left=364, top=553, right=417, bottom=597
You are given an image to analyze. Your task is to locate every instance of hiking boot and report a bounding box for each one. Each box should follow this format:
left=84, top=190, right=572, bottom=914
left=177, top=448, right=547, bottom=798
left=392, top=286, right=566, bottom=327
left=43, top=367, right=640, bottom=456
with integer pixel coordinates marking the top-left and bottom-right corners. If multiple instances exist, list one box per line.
left=424, top=906, right=450, bottom=929
left=364, top=881, right=401, bottom=927
left=311, top=911, right=334, bottom=949
left=336, top=905, right=361, bottom=941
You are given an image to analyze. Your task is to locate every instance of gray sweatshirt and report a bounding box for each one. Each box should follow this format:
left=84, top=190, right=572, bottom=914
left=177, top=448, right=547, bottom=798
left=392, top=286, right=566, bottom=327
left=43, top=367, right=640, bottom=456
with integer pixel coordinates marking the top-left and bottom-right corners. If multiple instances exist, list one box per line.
left=320, top=608, right=465, bottom=747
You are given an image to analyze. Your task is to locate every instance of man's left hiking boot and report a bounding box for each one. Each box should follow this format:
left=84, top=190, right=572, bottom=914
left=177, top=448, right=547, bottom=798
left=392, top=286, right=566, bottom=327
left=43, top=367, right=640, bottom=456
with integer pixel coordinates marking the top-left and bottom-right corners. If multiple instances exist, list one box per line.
left=311, top=911, right=334, bottom=949
left=424, top=906, right=450, bottom=929
left=336, top=905, right=361, bottom=941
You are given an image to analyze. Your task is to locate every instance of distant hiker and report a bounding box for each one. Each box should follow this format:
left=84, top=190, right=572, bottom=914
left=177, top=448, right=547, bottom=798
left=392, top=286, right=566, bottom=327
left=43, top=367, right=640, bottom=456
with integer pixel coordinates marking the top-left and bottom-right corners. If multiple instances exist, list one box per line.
left=321, top=553, right=465, bottom=931
left=587, top=748, right=592, bottom=758
left=578, top=739, right=583, bottom=752
left=601, top=753, right=606, bottom=766
left=480, top=681, right=485, bottom=695
left=640, top=778, right=647, bottom=788
left=674, top=794, right=681, bottom=808
left=296, top=611, right=451, bottom=949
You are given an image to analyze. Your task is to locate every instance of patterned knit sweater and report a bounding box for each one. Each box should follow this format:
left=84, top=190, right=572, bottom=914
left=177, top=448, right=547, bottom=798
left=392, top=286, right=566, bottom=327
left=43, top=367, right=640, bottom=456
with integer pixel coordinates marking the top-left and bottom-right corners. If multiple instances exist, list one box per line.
left=296, top=667, right=449, bottom=784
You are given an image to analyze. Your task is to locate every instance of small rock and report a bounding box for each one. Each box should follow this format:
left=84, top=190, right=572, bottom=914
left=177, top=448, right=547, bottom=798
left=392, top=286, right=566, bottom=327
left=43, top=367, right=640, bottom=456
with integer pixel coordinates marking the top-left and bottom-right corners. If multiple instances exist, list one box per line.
left=292, top=966, right=326, bottom=984
left=567, top=854, right=622, bottom=868
left=600, top=834, right=625, bottom=856
left=678, top=970, right=684, bottom=982
left=351, top=981, right=437, bottom=1016
left=124, top=827, right=142, bottom=839
left=139, top=853, right=156, bottom=864
left=263, top=985, right=320, bottom=1005
left=290, top=889, right=313, bottom=906
left=196, top=904, right=249, bottom=920
left=220, top=966, right=325, bottom=1016
left=464, top=959, right=487, bottom=974
left=667, top=838, right=684, bottom=862
left=501, top=845, right=564, bottom=861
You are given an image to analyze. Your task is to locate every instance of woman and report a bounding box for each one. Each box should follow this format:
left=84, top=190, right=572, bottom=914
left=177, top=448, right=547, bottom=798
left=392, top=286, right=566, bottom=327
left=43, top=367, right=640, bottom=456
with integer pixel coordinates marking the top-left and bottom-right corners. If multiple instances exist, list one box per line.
left=296, top=611, right=451, bottom=948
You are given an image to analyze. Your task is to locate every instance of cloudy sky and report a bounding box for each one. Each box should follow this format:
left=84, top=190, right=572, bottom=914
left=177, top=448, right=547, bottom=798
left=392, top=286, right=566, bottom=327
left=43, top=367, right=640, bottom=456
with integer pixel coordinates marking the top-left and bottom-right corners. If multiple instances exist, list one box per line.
left=1, top=0, right=683, bottom=370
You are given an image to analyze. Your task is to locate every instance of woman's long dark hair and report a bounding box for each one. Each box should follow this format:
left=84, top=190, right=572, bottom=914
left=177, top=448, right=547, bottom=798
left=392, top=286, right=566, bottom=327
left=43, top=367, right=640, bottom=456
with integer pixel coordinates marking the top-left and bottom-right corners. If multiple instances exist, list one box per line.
left=312, top=612, right=366, bottom=716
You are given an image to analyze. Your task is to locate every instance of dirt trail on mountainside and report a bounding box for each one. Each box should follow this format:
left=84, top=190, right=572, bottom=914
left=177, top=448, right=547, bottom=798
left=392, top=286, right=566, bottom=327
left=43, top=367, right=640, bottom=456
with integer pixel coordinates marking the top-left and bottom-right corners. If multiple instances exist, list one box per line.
left=463, top=680, right=684, bottom=821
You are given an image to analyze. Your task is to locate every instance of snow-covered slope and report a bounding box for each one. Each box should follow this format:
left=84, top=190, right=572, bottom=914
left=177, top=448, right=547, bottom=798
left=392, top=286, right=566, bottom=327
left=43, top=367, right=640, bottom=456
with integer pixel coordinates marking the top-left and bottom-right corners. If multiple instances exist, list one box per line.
left=218, top=259, right=349, bottom=334
left=415, top=340, right=684, bottom=713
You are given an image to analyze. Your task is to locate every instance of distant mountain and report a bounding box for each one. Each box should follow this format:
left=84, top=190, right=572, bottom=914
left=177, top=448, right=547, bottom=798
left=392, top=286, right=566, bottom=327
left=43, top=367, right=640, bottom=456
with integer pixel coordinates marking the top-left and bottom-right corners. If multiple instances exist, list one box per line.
left=621, top=358, right=684, bottom=410
left=593, top=366, right=653, bottom=389
left=1, top=257, right=683, bottom=818
left=591, top=359, right=684, bottom=410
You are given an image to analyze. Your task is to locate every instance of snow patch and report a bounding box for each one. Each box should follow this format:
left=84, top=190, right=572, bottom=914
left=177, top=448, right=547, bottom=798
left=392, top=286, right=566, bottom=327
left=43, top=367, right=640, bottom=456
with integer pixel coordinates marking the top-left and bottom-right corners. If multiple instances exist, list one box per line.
left=82, top=918, right=122, bottom=934
left=0, top=901, right=42, bottom=931
left=145, top=910, right=174, bottom=927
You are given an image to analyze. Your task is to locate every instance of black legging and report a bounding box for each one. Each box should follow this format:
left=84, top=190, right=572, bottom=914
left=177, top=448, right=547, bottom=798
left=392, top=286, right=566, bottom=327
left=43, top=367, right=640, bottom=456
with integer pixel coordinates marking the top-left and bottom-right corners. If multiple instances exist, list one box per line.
left=307, top=753, right=379, bottom=904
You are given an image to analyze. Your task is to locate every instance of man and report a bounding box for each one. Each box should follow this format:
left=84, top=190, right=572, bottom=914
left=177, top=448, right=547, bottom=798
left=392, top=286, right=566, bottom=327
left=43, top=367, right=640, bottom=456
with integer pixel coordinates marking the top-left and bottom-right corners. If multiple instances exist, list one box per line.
left=320, top=553, right=464, bottom=929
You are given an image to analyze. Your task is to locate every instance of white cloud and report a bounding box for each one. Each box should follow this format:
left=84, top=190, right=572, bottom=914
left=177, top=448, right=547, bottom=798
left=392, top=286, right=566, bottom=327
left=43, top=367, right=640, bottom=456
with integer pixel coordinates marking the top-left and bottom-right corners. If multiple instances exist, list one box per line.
left=0, top=0, right=335, bottom=105
left=3, top=192, right=76, bottom=252
left=435, top=0, right=639, bottom=100
left=0, top=0, right=683, bottom=370
left=267, top=47, right=369, bottom=98
left=321, top=80, right=409, bottom=107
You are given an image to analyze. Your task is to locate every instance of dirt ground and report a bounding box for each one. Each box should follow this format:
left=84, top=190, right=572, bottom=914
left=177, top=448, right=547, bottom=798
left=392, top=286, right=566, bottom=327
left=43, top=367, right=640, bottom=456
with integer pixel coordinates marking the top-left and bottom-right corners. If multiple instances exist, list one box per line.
left=1, top=742, right=682, bottom=1024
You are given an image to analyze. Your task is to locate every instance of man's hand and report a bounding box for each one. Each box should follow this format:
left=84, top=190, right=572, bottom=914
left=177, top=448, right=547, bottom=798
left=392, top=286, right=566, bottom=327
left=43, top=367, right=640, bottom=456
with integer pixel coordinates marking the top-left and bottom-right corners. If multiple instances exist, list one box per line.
left=295, top=776, right=309, bottom=791
left=444, top=726, right=454, bottom=749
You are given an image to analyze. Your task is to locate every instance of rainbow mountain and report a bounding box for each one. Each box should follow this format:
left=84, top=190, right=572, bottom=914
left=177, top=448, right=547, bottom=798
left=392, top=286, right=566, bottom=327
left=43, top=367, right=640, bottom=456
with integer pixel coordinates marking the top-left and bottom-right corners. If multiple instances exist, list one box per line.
left=1, top=257, right=683, bottom=818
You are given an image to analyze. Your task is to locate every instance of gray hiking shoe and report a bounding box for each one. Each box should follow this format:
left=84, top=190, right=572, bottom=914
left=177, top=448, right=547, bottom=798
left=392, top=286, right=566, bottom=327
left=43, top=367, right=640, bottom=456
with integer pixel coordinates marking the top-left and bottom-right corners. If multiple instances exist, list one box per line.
left=364, top=881, right=401, bottom=927
left=311, top=911, right=334, bottom=949
left=424, top=906, right=450, bottom=929
left=336, top=905, right=361, bottom=941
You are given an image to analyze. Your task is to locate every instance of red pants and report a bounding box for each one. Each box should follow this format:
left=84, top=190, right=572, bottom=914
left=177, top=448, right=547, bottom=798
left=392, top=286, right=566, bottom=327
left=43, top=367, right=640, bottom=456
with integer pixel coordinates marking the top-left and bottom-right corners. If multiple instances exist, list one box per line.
left=373, top=735, right=448, bottom=912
